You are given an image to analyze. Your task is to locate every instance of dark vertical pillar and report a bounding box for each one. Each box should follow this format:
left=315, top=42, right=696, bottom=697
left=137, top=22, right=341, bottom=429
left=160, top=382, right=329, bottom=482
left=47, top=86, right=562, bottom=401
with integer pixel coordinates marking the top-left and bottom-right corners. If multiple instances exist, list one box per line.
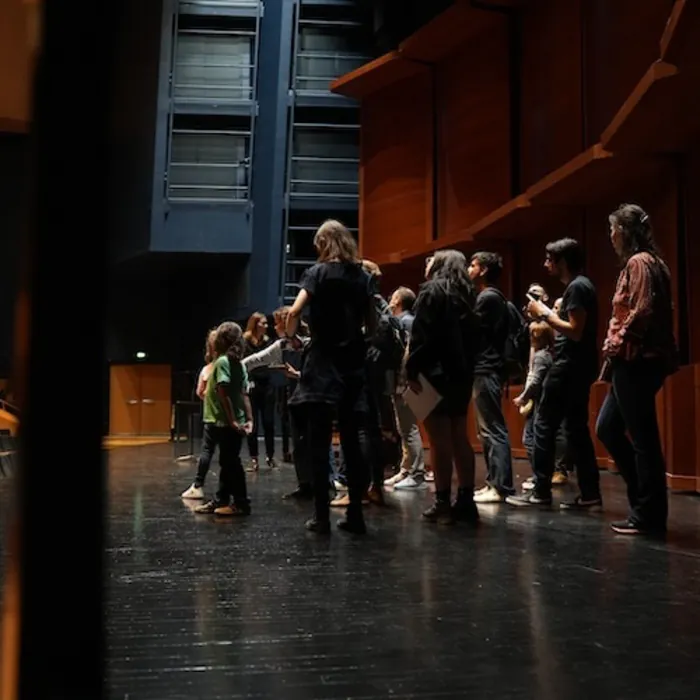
left=8, top=0, right=114, bottom=697
left=250, top=0, right=295, bottom=312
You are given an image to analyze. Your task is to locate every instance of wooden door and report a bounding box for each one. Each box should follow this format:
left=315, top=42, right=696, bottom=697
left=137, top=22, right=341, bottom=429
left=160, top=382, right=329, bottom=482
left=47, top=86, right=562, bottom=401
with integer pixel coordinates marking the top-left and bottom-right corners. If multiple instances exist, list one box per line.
left=139, top=365, right=172, bottom=436
left=109, top=365, right=141, bottom=435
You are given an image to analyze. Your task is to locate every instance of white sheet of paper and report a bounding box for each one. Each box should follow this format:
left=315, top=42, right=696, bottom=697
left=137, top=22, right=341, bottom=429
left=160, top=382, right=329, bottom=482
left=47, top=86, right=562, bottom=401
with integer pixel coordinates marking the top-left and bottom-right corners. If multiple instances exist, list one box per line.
left=402, top=374, right=442, bottom=422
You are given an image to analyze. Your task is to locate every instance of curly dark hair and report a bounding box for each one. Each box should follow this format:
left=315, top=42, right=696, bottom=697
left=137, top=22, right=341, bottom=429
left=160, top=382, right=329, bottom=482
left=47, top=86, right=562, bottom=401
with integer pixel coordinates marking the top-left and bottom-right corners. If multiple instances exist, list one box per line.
left=428, top=249, right=477, bottom=309
left=214, top=322, right=244, bottom=363
left=608, top=203, right=661, bottom=262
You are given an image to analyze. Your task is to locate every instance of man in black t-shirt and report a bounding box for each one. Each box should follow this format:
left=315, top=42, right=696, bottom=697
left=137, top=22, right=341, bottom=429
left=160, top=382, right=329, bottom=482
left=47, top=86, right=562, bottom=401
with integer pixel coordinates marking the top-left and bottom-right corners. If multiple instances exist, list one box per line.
left=468, top=252, right=515, bottom=500
left=507, top=238, right=602, bottom=510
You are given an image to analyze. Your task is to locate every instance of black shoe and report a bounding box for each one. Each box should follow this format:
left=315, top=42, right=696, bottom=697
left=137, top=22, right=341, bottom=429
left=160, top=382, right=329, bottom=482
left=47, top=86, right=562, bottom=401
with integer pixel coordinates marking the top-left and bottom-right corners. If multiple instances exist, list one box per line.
left=560, top=496, right=603, bottom=512
left=452, top=499, right=480, bottom=525
left=506, top=492, right=552, bottom=508
left=283, top=486, right=314, bottom=501
left=283, top=452, right=293, bottom=464
left=422, top=501, right=454, bottom=525
left=611, top=518, right=666, bottom=536
left=266, top=457, right=278, bottom=469
left=337, top=516, right=367, bottom=535
left=305, top=517, right=331, bottom=534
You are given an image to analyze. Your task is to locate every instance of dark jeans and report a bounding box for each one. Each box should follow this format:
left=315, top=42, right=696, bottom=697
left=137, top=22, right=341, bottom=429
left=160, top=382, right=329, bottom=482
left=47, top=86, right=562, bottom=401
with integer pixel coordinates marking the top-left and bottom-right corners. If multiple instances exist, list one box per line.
left=366, top=386, right=400, bottom=487
left=194, top=422, right=216, bottom=488
left=300, top=387, right=368, bottom=523
left=290, top=404, right=311, bottom=488
left=532, top=366, right=599, bottom=501
left=212, top=426, right=248, bottom=507
left=596, top=358, right=667, bottom=529
left=524, top=414, right=570, bottom=474
left=473, top=372, right=514, bottom=495
left=278, top=387, right=291, bottom=456
left=247, top=382, right=275, bottom=459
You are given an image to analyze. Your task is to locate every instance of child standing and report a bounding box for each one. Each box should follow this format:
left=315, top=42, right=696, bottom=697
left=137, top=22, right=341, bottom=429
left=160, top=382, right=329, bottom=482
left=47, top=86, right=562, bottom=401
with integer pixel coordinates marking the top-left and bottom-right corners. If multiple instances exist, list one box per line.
left=514, top=321, right=554, bottom=469
left=182, top=329, right=218, bottom=499
left=195, top=322, right=254, bottom=517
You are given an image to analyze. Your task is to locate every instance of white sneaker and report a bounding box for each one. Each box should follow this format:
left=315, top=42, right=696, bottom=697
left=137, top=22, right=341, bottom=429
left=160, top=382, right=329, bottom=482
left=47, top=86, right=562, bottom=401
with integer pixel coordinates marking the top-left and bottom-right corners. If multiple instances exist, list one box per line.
left=473, top=486, right=505, bottom=504
left=474, top=484, right=490, bottom=496
left=333, top=480, right=348, bottom=492
left=181, top=484, right=204, bottom=500
left=384, top=470, right=409, bottom=487
left=394, top=475, right=428, bottom=491
left=424, top=471, right=435, bottom=482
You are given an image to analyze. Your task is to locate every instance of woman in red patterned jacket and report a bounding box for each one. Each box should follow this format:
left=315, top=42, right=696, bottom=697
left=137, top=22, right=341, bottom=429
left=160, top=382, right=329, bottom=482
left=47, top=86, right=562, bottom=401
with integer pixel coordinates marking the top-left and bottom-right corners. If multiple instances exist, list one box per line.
left=596, top=204, right=678, bottom=536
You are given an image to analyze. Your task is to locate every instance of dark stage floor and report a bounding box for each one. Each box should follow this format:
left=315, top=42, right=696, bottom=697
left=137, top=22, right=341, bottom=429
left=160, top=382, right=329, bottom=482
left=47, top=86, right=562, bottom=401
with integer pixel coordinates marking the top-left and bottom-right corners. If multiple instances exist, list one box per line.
left=4, top=443, right=700, bottom=699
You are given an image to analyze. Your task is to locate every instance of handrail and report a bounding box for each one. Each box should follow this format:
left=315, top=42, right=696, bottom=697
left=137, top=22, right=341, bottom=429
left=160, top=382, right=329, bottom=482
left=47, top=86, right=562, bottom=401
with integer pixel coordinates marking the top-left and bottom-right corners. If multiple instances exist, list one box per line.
left=0, top=399, right=20, bottom=417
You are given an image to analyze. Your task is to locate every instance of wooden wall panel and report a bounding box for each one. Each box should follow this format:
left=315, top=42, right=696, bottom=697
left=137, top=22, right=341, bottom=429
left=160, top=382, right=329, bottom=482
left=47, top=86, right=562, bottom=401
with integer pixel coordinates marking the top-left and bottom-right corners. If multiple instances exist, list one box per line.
left=584, top=0, right=676, bottom=142
left=664, top=364, right=697, bottom=491
left=520, top=0, right=583, bottom=188
left=436, top=20, right=511, bottom=238
left=684, top=149, right=700, bottom=364
left=360, top=71, right=433, bottom=262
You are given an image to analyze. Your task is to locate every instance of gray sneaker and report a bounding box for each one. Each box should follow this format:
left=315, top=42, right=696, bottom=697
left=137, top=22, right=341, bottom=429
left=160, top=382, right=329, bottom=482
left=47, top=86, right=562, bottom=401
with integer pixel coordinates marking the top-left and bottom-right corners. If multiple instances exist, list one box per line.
left=394, top=475, right=428, bottom=491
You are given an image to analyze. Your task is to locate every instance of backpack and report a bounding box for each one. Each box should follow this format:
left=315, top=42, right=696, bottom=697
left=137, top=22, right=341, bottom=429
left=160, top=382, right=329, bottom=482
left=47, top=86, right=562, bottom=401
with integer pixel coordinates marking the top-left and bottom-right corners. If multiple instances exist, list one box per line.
left=503, top=300, right=530, bottom=383
left=369, top=295, right=407, bottom=373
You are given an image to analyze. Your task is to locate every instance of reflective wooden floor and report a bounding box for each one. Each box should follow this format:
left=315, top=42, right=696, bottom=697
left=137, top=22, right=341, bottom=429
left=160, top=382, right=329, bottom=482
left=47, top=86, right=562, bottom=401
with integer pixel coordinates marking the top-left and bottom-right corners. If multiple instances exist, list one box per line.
left=3, top=442, right=700, bottom=699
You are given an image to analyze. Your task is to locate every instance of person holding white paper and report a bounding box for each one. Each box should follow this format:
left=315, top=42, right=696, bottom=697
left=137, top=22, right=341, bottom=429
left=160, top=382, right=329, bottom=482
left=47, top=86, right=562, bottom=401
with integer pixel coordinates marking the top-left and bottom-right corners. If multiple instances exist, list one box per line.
left=405, top=250, right=480, bottom=526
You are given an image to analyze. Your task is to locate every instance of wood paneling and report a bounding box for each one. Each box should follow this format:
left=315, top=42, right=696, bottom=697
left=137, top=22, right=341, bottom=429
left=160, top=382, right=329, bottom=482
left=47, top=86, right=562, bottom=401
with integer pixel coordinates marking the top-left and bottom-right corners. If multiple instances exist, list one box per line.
left=360, top=72, right=433, bottom=262
left=684, top=149, right=700, bottom=364
left=436, top=20, right=511, bottom=238
left=109, top=364, right=172, bottom=436
left=664, top=364, right=697, bottom=491
left=584, top=0, right=676, bottom=142
left=331, top=52, right=424, bottom=100
left=520, top=0, right=583, bottom=188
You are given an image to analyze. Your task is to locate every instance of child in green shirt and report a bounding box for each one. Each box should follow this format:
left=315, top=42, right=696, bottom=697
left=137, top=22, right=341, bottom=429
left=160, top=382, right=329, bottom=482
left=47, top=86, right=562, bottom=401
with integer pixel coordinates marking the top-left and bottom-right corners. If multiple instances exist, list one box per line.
left=195, top=322, right=254, bottom=516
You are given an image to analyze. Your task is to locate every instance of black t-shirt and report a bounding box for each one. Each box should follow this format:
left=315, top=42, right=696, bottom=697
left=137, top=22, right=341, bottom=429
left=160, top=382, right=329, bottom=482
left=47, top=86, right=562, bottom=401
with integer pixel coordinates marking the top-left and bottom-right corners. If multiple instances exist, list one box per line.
left=474, top=287, right=509, bottom=376
left=301, top=261, right=372, bottom=371
left=554, top=274, right=598, bottom=379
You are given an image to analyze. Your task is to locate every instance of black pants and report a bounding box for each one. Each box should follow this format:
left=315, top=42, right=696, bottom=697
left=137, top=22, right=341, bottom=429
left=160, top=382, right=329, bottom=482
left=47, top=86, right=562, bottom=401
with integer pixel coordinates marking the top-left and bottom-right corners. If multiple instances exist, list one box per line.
left=366, top=385, right=399, bottom=487
left=596, top=358, right=667, bottom=529
left=210, top=426, right=248, bottom=507
left=301, top=401, right=368, bottom=524
left=524, top=415, right=570, bottom=474
left=532, top=367, right=600, bottom=501
left=289, top=404, right=311, bottom=488
left=247, top=382, right=276, bottom=459
left=194, top=422, right=216, bottom=488
left=278, top=387, right=291, bottom=456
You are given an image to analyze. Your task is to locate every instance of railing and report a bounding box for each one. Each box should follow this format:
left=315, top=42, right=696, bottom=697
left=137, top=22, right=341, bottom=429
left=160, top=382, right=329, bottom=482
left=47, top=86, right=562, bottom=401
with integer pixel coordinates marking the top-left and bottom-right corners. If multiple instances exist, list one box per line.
left=180, top=0, right=260, bottom=9
left=295, top=52, right=371, bottom=95
left=0, top=399, right=19, bottom=418
left=168, top=128, right=251, bottom=202
left=174, top=29, right=256, bottom=103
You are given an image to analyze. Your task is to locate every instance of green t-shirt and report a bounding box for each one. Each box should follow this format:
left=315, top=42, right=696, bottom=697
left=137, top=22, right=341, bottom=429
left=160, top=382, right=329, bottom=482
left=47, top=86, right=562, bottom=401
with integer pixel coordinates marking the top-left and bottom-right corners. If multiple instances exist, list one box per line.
left=203, top=355, right=249, bottom=426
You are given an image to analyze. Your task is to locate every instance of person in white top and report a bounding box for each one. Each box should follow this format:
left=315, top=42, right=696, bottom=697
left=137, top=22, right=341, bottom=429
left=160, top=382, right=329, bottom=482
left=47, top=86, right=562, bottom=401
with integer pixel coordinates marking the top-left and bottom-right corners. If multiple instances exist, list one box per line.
left=182, top=329, right=218, bottom=499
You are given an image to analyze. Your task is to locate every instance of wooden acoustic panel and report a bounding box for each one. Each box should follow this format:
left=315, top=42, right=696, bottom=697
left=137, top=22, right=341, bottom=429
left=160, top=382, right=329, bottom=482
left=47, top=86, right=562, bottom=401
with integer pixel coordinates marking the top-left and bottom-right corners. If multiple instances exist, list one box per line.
left=584, top=0, right=678, bottom=143
left=664, top=364, right=697, bottom=491
left=683, top=148, right=700, bottom=365
left=436, top=19, right=511, bottom=239
left=696, top=365, right=700, bottom=493
left=360, top=71, right=434, bottom=262
left=520, top=0, right=583, bottom=188
left=660, top=0, right=700, bottom=69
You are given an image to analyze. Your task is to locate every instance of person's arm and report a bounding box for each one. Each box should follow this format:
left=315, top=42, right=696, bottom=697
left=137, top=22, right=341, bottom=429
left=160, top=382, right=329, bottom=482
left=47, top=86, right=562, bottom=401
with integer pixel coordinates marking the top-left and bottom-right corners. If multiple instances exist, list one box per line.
left=603, top=257, right=656, bottom=358
left=515, top=353, right=550, bottom=404
left=242, top=339, right=284, bottom=372
left=527, top=289, right=587, bottom=342
left=196, top=365, right=210, bottom=400
left=240, top=365, right=253, bottom=434
left=405, top=287, right=439, bottom=391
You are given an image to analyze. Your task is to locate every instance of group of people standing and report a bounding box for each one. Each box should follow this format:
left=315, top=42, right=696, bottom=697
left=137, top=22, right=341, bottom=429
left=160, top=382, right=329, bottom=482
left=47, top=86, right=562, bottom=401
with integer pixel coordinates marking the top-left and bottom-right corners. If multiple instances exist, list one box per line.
left=180, top=202, right=678, bottom=538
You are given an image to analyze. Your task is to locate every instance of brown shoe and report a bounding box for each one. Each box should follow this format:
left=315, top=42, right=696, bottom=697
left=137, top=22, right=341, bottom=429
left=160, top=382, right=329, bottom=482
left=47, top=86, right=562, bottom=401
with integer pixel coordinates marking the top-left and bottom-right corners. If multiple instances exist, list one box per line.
left=367, top=486, right=385, bottom=507
left=551, top=472, right=568, bottom=486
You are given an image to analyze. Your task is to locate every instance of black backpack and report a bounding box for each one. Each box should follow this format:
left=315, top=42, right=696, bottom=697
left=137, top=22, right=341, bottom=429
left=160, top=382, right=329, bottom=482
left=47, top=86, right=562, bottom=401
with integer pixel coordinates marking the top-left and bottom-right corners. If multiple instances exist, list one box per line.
left=503, top=300, right=530, bottom=383
left=369, top=295, right=407, bottom=373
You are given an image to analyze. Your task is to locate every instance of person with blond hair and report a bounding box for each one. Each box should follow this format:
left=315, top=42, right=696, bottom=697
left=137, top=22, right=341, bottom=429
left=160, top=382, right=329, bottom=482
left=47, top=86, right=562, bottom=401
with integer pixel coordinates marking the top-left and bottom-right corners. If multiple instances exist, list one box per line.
left=287, top=219, right=373, bottom=534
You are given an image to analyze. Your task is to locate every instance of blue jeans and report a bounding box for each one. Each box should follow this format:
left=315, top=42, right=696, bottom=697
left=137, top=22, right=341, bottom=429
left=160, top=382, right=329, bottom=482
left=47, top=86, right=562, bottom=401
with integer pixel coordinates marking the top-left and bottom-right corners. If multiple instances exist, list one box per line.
left=473, top=373, right=514, bottom=495
left=596, top=358, right=667, bottom=529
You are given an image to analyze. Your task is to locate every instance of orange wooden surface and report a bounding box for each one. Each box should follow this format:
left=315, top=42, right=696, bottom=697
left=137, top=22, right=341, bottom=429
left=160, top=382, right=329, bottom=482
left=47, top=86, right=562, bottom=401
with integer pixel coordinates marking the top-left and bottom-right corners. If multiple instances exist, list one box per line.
left=436, top=19, right=511, bottom=238
left=109, top=364, right=172, bottom=436
left=520, top=0, right=583, bottom=188
left=663, top=365, right=698, bottom=491
left=360, top=72, right=434, bottom=262
left=583, top=0, right=676, bottom=143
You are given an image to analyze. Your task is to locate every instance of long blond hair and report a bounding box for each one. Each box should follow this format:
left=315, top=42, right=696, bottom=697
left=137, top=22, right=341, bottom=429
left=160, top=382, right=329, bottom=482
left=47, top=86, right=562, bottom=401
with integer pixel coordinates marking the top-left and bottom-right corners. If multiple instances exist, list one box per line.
left=313, top=219, right=358, bottom=263
left=204, top=328, right=217, bottom=363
